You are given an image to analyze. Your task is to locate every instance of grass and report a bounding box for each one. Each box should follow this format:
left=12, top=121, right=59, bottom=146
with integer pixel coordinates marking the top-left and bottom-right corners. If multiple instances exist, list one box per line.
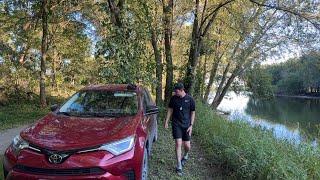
left=0, top=96, right=65, bottom=131
left=194, top=101, right=320, bottom=179
left=0, top=103, right=49, bottom=131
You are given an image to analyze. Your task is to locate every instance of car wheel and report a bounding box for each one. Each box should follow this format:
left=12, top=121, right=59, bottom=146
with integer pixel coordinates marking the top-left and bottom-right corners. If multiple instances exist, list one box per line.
left=3, top=165, right=8, bottom=179
left=141, top=148, right=148, bottom=180
left=153, top=117, right=158, bottom=142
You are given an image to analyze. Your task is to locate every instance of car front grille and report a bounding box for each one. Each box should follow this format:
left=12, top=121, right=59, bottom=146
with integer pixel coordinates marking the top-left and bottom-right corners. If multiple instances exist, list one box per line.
left=14, top=164, right=105, bottom=176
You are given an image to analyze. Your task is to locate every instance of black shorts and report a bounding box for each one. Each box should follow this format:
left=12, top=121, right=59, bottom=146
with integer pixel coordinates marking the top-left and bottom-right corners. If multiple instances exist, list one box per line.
left=172, top=123, right=191, bottom=141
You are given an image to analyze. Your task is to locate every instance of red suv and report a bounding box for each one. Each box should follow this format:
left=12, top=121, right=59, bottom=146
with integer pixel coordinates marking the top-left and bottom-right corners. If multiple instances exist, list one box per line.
left=3, top=84, right=159, bottom=180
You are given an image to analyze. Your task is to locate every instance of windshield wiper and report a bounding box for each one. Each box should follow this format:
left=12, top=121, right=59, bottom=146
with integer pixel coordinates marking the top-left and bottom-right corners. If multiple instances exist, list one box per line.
left=57, top=111, right=121, bottom=118
left=57, top=111, right=72, bottom=116
left=90, top=112, right=120, bottom=117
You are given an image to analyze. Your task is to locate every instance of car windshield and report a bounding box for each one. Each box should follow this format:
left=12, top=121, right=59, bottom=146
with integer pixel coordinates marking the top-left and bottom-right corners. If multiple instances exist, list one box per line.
left=58, top=91, right=138, bottom=117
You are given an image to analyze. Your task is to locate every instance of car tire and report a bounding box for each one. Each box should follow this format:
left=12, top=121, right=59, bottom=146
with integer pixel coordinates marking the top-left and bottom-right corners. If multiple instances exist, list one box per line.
left=3, top=164, right=8, bottom=179
left=141, top=148, right=148, bottom=180
left=153, top=116, right=158, bottom=142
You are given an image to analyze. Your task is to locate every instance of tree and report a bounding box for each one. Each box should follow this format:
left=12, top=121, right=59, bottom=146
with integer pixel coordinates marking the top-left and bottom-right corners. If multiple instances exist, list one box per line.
left=39, top=0, right=49, bottom=107
left=162, top=0, right=174, bottom=105
left=245, top=65, right=274, bottom=99
left=183, top=0, right=235, bottom=94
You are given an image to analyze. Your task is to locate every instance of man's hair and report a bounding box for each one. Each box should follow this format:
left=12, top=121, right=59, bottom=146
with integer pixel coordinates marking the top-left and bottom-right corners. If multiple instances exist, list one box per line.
left=174, top=82, right=184, bottom=90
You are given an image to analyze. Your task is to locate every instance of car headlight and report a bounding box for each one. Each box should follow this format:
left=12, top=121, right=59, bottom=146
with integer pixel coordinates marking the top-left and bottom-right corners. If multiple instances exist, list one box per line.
left=99, top=136, right=135, bottom=156
left=12, top=135, right=29, bottom=155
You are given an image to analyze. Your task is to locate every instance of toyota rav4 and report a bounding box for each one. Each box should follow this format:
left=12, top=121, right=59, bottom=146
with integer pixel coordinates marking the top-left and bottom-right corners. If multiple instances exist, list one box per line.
left=3, top=84, right=159, bottom=180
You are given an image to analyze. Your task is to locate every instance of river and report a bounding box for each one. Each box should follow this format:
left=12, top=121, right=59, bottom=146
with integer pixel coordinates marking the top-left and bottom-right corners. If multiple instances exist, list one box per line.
left=214, top=92, right=320, bottom=145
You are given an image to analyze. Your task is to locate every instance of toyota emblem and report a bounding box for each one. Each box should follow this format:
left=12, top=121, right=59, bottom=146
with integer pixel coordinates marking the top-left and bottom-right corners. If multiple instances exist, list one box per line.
left=48, top=154, right=63, bottom=164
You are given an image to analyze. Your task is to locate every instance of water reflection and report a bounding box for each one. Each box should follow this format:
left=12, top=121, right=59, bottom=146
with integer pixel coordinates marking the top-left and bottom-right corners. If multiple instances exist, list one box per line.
left=217, top=92, right=320, bottom=145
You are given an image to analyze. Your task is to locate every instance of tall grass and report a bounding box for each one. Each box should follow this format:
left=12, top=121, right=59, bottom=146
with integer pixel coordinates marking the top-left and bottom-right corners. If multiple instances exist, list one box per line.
left=193, top=101, right=320, bottom=179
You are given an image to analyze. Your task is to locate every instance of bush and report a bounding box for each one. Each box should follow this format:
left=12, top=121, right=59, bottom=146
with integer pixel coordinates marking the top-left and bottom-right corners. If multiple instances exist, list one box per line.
left=193, top=101, right=320, bottom=179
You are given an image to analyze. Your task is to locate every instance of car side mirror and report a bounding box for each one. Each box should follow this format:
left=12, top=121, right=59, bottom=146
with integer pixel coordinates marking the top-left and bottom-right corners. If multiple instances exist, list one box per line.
left=145, top=105, right=159, bottom=115
left=50, top=104, right=59, bottom=112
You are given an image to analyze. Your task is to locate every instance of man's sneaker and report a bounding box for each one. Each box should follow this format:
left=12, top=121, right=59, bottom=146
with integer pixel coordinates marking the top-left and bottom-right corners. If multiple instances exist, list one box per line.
left=176, top=167, right=183, bottom=176
left=181, top=157, right=188, bottom=167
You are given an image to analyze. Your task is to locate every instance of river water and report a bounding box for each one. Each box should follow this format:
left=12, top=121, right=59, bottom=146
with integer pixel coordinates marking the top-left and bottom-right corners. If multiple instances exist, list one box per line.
left=214, top=92, right=320, bottom=145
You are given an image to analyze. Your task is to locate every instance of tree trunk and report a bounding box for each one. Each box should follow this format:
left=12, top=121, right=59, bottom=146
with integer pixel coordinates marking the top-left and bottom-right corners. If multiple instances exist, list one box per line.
left=107, top=0, right=124, bottom=28
left=40, top=0, right=49, bottom=107
left=204, top=56, right=220, bottom=102
left=184, top=0, right=200, bottom=94
left=184, top=0, right=234, bottom=94
left=211, top=72, right=237, bottom=109
left=194, top=55, right=203, bottom=97
left=200, top=54, right=208, bottom=99
left=19, top=44, right=30, bottom=64
left=210, top=62, right=230, bottom=108
left=151, top=28, right=163, bottom=106
left=162, top=0, right=174, bottom=105
left=51, top=48, right=57, bottom=90
left=203, top=23, right=224, bottom=102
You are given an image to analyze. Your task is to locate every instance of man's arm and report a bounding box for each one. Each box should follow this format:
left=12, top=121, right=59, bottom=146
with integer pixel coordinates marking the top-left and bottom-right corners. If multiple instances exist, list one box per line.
left=190, top=111, right=195, bottom=126
left=187, top=111, right=195, bottom=135
left=164, top=108, right=173, bottom=129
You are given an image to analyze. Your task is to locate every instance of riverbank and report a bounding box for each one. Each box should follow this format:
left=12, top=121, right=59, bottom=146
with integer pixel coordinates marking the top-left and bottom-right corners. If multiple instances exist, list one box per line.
left=195, top=101, right=320, bottom=179
left=275, top=94, right=320, bottom=99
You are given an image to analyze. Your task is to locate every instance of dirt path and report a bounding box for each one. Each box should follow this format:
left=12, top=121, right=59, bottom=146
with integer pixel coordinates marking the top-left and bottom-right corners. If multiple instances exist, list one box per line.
left=0, top=125, right=29, bottom=154
left=149, top=125, right=225, bottom=179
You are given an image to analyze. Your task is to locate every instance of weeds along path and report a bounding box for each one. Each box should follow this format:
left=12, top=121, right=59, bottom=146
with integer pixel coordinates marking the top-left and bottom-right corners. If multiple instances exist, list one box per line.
left=149, top=125, right=225, bottom=180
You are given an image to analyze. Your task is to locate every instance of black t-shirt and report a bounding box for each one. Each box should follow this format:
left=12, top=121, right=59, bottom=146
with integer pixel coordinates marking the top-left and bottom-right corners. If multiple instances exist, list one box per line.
left=168, top=94, right=195, bottom=128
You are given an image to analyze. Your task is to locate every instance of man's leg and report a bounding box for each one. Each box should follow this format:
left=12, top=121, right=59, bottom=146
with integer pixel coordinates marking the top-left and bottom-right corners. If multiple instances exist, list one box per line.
left=183, top=140, right=191, bottom=159
left=181, top=128, right=191, bottom=167
left=175, top=138, right=183, bottom=170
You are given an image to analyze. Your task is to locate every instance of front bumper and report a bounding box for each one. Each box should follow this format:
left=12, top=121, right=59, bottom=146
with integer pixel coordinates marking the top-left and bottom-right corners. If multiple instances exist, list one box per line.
left=3, top=142, right=143, bottom=180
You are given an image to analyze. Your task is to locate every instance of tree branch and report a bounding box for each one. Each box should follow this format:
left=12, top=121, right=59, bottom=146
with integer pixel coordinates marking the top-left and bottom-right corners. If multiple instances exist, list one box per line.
left=199, top=0, right=235, bottom=37
left=249, top=0, right=320, bottom=30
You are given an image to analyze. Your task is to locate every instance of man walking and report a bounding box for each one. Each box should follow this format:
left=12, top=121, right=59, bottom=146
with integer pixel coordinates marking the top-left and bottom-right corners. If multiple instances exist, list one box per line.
left=164, top=82, right=195, bottom=175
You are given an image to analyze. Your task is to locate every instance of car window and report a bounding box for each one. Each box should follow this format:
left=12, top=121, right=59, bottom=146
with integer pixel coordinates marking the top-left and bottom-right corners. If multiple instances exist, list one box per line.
left=59, top=90, right=138, bottom=117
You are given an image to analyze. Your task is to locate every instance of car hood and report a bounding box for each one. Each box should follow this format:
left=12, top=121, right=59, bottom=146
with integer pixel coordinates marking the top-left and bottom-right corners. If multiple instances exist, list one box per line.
left=20, top=112, right=140, bottom=151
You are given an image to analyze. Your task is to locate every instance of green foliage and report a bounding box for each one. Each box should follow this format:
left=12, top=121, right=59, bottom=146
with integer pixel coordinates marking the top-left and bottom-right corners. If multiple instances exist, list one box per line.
left=266, top=52, right=320, bottom=95
left=245, top=65, right=274, bottom=99
left=194, top=101, right=320, bottom=179
left=96, top=1, right=154, bottom=84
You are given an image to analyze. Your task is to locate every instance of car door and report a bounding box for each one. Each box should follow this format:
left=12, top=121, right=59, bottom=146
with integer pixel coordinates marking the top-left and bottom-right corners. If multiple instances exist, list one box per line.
left=142, top=89, right=152, bottom=133
left=143, top=89, right=157, bottom=154
left=142, top=89, right=156, bottom=153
